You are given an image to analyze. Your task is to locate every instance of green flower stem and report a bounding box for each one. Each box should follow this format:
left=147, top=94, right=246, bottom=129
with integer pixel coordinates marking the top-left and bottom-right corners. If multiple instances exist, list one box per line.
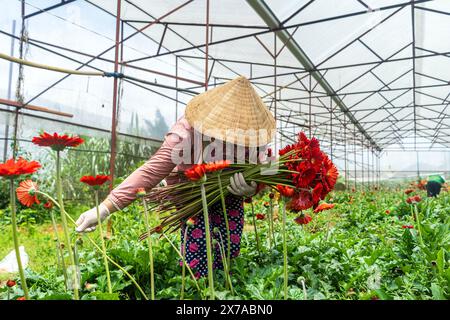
left=413, top=205, right=425, bottom=246
left=200, top=181, right=215, bottom=300
left=141, top=197, right=155, bottom=300
left=9, top=178, right=29, bottom=299
left=250, top=202, right=261, bottom=256
left=217, top=174, right=231, bottom=271
left=37, top=191, right=149, bottom=300
left=281, top=199, right=288, bottom=300
left=50, top=210, right=68, bottom=290
left=161, top=233, right=202, bottom=296
left=95, top=190, right=112, bottom=294
left=217, top=232, right=234, bottom=295
left=55, top=151, right=79, bottom=300
left=269, top=198, right=276, bottom=246
left=180, top=227, right=189, bottom=300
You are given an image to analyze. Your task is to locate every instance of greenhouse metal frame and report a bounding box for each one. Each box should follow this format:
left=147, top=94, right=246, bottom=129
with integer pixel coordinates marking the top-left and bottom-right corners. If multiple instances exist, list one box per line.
left=1, top=0, right=449, bottom=189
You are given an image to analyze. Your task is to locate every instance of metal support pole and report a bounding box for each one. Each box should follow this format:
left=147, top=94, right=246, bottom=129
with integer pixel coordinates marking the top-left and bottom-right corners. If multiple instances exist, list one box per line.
left=353, top=125, right=357, bottom=191
left=3, top=20, right=16, bottom=161
left=175, top=56, right=179, bottom=121
left=205, top=0, right=209, bottom=91
left=330, top=97, right=333, bottom=161
left=343, top=114, right=348, bottom=189
left=308, top=74, right=312, bottom=138
left=109, top=0, right=121, bottom=191
left=361, top=137, right=364, bottom=190
left=274, top=31, right=278, bottom=152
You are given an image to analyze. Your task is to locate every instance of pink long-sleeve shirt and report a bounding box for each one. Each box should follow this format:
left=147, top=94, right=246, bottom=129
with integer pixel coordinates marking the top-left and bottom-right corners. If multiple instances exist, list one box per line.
left=107, top=117, right=194, bottom=210
left=107, top=116, right=269, bottom=210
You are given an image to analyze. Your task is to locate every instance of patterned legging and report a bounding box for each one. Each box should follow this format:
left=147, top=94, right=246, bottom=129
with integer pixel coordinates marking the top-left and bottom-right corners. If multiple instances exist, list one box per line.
left=179, top=194, right=244, bottom=278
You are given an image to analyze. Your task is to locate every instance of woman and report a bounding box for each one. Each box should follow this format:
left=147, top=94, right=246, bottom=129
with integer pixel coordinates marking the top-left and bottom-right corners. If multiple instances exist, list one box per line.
left=75, top=76, right=276, bottom=276
left=426, top=174, right=445, bottom=197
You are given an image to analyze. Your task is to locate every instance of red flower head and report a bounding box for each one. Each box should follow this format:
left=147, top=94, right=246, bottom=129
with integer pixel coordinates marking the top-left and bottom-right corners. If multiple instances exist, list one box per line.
left=203, top=160, right=230, bottom=173
left=269, top=193, right=275, bottom=199
left=276, top=185, right=295, bottom=198
left=0, top=158, right=41, bottom=178
left=44, top=201, right=53, bottom=209
left=6, top=280, right=16, bottom=287
left=406, top=195, right=421, bottom=204
left=256, top=213, right=265, bottom=220
left=321, top=154, right=338, bottom=190
left=402, top=225, right=414, bottom=229
left=385, top=209, right=390, bottom=215
left=294, top=161, right=317, bottom=188
left=404, top=189, right=413, bottom=195
left=287, top=191, right=314, bottom=212
left=294, top=214, right=312, bottom=225
left=263, top=201, right=270, bottom=208
left=16, top=297, right=26, bottom=300
left=80, top=175, right=110, bottom=188
left=32, top=132, right=84, bottom=151
left=244, top=197, right=252, bottom=204
left=16, top=180, right=40, bottom=207
left=154, top=225, right=163, bottom=234
left=184, top=164, right=206, bottom=181
left=314, top=202, right=335, bottom=213
left=186, top=217, right=196, bottom=227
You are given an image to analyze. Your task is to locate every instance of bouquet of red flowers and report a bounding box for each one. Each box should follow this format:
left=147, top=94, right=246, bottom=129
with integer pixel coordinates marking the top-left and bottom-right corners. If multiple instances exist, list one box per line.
left=140, top=132, right=338, bottom=238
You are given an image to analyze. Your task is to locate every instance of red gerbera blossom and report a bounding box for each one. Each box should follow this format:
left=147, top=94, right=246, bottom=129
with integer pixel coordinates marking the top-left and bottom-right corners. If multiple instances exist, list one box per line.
left=154, top=225, right=163, bottom=233
left=16, top=180, right=40, bottom=207
left=32, top=132, right=84, bottom=151
left=294, top=161, right=317, bottom=188
left=276, top=185, right=295, bottom=198
left=203, top=160, right=230, bottom=173
left=402, top=225, right=414, bottom=229
left=404, top=189, right=413, bottom=195
left=294, top=214, right=312, bottom=225
left=385, top=209, right=390, bottom=214
left=287, top=191, right=314, bottom=212
left=184, top=164, right=206, bottom=181
left=0, top=158, right=41, bottom=178
left=314, top=202, right=335, bottom=213
left=80, top=175, right=110, bottom=187
left=322, top=154, right=338, bottom=190
left=256, top=213, right=265, bottom=220
left=406, top=195, right=421, bottom=204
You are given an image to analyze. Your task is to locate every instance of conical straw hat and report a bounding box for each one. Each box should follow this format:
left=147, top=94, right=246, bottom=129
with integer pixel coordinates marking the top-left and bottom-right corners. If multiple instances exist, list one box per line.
left=185, top=76, right=276, bottom=147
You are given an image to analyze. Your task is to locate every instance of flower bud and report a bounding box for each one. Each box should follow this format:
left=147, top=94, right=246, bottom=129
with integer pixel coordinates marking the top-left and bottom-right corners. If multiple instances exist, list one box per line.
left=135, top=188, right=146, bottom=198
left=186, top=217, right=196, bottom=227
left=6, top=279, right=16, bottom=287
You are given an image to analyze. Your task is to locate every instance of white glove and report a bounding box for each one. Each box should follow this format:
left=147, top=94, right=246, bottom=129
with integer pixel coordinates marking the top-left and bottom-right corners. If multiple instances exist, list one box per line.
left=75, top=203, right=110, bottom=233
left=227, top=172, right=257, bottom=197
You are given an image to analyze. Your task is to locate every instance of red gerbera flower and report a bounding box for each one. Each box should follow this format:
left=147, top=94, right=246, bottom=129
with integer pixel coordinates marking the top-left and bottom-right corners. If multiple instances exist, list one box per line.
left=0, top=158, right=41, bottom=178
left=402, top=225, right=414, bottom=229
left=16, top=180, right=40, bottom=207
left=184, top=164, right=206, bottom=181
left=80, top=175, right=110, bottom=188
left=404, top=189, right=413, bottom=195
left=322, top=154, right=338, bottom=190
left=154, top=225, right=163, bottom=234
left=276, top=185, right=295, bottom=198
left=294, top=214, right=312, bottom=225
left=385, top=209, right=390, bottom=214
left=203, top=160, right=230, bottom=173
left=16, top=297, right=26, bottom=300
left=406, top=195, right=421, bottom=204
left=287, top=191, right=314, bottom=212
left=256, top=213, right=265, bottom=220
left=32, top=132, right=84, bottom=151
left=314, top=202, right=335, bottom=213
left=294, top=161, right=317, bottom=188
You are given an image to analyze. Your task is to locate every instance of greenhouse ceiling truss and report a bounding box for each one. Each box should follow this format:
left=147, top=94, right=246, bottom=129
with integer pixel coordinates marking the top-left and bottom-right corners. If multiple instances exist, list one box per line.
left=1, top=0, right=449, bottom=188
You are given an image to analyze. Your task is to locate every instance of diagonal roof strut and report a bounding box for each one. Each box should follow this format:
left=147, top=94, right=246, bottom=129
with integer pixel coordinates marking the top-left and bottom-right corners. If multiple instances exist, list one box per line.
left=246, top=0, right=382, bottom=152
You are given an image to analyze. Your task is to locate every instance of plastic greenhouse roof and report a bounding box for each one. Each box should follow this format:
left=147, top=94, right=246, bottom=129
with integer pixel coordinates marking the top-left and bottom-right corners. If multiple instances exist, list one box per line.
left=0, top=0, right=449, bottom=166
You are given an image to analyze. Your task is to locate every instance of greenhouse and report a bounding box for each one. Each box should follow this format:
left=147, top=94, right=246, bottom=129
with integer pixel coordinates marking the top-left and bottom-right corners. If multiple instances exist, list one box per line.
left=0, top=0, right=448, bottom=303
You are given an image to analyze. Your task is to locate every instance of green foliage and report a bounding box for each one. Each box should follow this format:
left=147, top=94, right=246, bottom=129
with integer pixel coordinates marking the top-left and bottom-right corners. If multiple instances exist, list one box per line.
left=0, top=187, right=448, bottom=300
